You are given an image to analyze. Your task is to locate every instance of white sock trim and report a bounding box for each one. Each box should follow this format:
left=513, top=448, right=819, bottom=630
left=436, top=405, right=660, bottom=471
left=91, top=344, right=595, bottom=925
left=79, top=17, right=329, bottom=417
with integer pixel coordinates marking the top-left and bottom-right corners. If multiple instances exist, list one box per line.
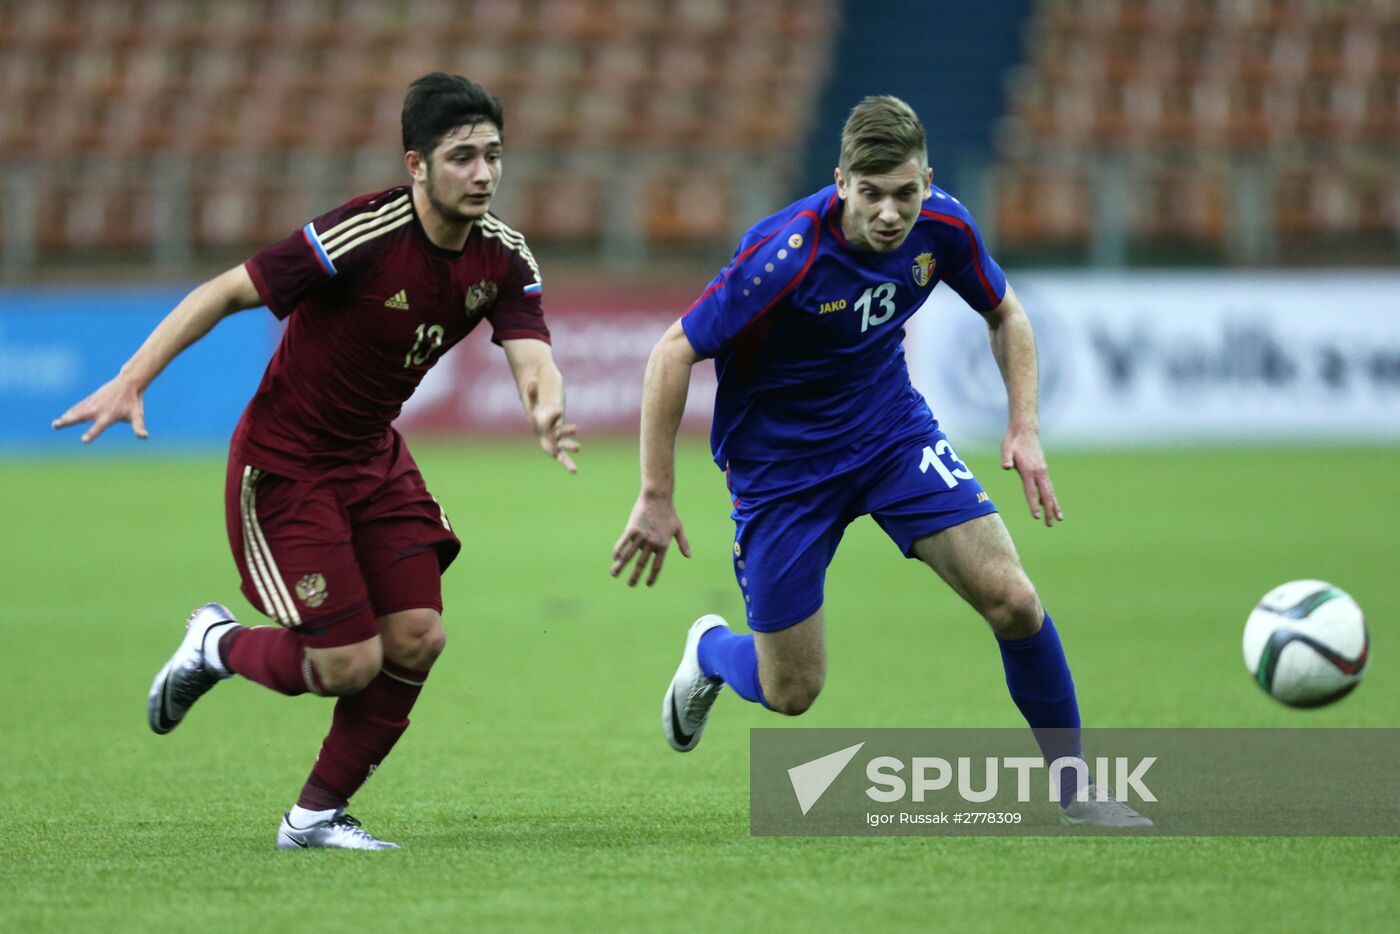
left=287, top=805, right=339, bottom=829
left=203, top=622, right=239, bottom=679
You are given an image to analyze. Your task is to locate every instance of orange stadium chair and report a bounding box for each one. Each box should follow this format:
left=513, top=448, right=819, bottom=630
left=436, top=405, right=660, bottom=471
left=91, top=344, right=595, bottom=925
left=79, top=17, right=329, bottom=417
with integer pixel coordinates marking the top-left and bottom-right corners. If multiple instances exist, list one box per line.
left=629, top=88, right=704, bottom=150
left=1224, top=79, right=1297, bottom=148
left=1378, top=20, right=1400, bottom=78
left=517, top=170, right=606, bottom=242
left=1275, top=163, right=1348, bottom=238
left=673, top=0, right=731, bottom=39
left=1, top=0, right=833, bottom=260
left=440, top=43, right=511, bottom=95
left=1359, top=78, right=1400, bottom=143
left=589, top=39, right=650, bottom=90
left=533, top=0, right=618, bottom=41
left=993, top=163, right=1093, bottom=248
left=643, top=168, right=731, bottom=247
left=1129, top=163, right=1229, bottom=247
left=195, top=179, right=258, bottom=250
left=560, top=88, right=631, bottom=149
left=1353, top=166, right=1399, bottom=237
left=473, top=0, right=531, bottom=41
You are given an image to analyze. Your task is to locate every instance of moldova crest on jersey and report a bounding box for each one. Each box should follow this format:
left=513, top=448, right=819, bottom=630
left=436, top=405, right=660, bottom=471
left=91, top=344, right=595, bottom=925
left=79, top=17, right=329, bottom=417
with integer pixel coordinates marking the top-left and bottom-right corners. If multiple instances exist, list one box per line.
left=913, top=252, right=936, bottom=287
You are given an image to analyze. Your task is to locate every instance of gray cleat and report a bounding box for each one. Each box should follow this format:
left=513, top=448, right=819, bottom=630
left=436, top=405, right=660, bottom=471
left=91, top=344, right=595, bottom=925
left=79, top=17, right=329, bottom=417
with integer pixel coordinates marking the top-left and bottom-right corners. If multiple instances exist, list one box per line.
left=1061, top=791, right=1154, bottom=828
left=147, top=602, right=238, bottom=735
left=663, top=615, right=728, bottom=752
left=277, top=811, right=401, bottom=850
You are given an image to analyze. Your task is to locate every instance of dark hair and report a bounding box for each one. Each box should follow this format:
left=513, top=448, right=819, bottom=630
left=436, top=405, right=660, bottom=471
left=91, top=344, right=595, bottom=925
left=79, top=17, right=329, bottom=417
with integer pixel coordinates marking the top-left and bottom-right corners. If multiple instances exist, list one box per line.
left=839, top=95, right=927, bottom=176
left=401, top=72, right=504, bottom=154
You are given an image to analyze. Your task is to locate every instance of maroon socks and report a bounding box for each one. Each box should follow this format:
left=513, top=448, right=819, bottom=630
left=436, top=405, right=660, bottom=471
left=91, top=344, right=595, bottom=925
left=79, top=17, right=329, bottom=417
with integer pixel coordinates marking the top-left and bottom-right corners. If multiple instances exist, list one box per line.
left=296, top=660, right=428, bottom=811
left=220, top=627, right=429, bottom=812
left=220, top=626, right=323, bottom=696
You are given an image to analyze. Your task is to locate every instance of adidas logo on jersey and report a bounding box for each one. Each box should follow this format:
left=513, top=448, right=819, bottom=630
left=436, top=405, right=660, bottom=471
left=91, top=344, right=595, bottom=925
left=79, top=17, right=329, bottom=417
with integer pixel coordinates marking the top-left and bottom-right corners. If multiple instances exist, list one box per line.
left=384, top=289, right=410, bottom=310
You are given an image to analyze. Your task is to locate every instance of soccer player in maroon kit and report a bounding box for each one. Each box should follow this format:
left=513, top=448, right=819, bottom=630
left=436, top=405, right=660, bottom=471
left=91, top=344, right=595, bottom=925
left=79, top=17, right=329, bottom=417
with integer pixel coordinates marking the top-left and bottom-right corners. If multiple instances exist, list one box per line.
left=53, top=73, right=576, bottom=849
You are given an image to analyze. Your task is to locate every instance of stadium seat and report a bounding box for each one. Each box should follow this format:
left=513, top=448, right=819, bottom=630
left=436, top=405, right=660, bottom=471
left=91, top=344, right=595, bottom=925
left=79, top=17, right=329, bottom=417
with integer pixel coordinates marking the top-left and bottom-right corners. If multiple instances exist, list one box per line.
left=0, top=2, right=816, bottom=258
left=1000, top=0, right=1400, bottom=251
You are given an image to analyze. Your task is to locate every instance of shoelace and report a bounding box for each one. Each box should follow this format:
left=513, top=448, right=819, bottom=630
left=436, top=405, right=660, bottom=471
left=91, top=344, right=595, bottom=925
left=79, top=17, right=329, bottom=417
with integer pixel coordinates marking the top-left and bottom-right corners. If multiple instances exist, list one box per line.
left=682, top=681, right=720, bottom=719
left=328, top=814, right=379, bottom=843
left=170, top=663, right=217, bottom=708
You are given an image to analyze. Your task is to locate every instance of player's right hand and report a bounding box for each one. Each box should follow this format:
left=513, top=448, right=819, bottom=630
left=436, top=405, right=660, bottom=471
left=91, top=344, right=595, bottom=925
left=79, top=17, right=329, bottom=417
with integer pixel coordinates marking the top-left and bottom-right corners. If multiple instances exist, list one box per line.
left=611, top=493, right=691, bottom=588
left=51, top=376, right=147, bottom=443
left=524, top=380, right=579, bottom=473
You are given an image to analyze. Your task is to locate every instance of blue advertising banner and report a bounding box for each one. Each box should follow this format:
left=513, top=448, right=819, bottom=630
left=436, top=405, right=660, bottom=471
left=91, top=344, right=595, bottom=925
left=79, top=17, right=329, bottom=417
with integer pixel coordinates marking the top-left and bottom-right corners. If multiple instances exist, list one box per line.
left=0, top=286, right=274, bottom=453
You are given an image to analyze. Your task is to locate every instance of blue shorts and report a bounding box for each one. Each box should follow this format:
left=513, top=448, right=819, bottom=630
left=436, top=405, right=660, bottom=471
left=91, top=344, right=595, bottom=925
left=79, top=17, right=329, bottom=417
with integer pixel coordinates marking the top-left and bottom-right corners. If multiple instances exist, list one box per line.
left=727, top=428, right=997, bottom=633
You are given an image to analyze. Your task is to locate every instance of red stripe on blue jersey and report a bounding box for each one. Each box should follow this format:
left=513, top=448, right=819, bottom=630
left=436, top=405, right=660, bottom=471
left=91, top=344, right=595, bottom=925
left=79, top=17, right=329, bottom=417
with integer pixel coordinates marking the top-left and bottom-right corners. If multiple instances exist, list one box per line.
left=920, top=209, right=1002, bottom=307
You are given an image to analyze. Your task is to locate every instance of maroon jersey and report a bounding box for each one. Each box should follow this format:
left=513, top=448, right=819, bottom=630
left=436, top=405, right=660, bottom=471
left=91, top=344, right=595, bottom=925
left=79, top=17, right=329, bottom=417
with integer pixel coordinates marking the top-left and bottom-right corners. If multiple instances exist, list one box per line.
left=235, top=187, right=548, bottom=477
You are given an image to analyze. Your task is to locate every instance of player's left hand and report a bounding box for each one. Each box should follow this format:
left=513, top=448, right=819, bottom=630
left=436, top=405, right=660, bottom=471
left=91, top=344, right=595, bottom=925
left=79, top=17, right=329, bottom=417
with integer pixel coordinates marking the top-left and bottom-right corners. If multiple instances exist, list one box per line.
left=525, top=381, right=579, bottom=473
left=1002, top=427, right=1063, bottom=527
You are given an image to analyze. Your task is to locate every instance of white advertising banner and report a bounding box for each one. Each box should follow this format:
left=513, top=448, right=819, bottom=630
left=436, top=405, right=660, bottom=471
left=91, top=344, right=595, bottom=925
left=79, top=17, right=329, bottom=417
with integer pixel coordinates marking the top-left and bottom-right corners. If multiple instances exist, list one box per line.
left=397, top=285, right=714, bottom=436
left=906, top=272, right=1400, bottom=444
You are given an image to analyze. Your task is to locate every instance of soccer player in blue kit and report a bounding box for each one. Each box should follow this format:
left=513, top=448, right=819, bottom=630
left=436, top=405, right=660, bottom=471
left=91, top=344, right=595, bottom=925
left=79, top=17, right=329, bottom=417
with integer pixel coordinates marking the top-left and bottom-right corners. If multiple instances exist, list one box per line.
left=611, top=96, right=1148, bottom=827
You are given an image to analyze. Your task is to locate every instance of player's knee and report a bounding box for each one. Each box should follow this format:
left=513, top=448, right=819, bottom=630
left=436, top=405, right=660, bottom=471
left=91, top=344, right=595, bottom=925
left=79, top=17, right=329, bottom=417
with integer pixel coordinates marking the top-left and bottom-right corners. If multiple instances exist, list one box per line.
left=764, top=673, right=824, bottom=716
left=983, top=582, right=1043, bottom=640
left=314, top=641, right=384, bottom=695
left=381, top=609, right=446, bottom=670
left=413, top=622, right=446, bottom=667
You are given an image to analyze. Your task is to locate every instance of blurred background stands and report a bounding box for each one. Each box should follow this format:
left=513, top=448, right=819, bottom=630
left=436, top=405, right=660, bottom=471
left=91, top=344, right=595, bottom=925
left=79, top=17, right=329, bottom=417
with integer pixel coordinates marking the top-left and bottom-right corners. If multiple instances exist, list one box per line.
left=995, top=0, right=1400, bottom=266
left=0, top=0, right=836, bottom=274
left=1, top=0, right=1398, bottom=277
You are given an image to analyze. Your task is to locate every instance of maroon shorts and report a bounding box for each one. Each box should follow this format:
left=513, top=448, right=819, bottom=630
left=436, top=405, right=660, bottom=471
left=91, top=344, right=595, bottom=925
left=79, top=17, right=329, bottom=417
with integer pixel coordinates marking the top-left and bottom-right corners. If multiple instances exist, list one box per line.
left=224, top=433, right=461, bottom=647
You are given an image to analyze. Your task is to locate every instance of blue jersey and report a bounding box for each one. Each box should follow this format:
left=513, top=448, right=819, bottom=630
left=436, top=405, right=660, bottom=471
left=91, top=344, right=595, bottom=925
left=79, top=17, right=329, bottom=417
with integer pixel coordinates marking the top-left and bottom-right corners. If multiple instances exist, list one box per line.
left=681, top=183, right=1007, bottom=474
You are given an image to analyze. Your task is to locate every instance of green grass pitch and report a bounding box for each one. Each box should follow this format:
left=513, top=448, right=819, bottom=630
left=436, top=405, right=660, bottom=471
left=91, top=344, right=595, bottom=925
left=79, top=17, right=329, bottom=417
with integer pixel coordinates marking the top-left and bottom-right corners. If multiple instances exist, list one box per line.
left=1, top=438, right=1397, bottom=931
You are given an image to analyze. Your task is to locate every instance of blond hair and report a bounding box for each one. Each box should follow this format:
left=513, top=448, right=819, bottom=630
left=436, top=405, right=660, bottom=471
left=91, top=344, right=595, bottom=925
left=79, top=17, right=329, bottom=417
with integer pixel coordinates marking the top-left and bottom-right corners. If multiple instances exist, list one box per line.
left=838, top=95, right=927, bottom=175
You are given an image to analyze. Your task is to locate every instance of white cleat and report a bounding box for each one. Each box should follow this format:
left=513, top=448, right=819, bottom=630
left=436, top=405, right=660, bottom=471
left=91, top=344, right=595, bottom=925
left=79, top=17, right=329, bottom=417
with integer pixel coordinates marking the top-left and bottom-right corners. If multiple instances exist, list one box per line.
left=1061, top=790, right=1154, bottom=828
left=147, top=602, right=238, bottom=735
left=277, top=811, right=401, bottom=850
left=662, top=614, right=728, bottom=752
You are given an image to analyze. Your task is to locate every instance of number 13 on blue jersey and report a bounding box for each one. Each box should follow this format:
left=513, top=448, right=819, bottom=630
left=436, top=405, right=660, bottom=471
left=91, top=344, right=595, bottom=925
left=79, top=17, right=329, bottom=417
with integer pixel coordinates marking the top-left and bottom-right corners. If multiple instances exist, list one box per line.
left=855, top=283, right=898, bottom=333
left=920, top=440, right=974, bottom=488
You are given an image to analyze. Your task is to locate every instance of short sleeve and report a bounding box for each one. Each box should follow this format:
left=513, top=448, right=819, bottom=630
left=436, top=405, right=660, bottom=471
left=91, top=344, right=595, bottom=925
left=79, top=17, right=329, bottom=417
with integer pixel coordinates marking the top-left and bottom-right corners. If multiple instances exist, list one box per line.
left=923, top=203, right=1007, bottom=312
left=681, top=210, right=821, bottom=359
left=486, top=235, right=550, bottom=345
left=245, top=189, right=412, bottom=319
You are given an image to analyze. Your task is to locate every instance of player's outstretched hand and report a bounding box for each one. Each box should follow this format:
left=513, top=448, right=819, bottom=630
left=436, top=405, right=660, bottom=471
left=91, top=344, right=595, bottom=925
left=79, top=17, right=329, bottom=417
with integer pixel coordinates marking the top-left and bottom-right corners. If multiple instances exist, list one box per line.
left=51, top=375, right=147, bottom=443
left=611, top=493, right=691, bottom=587
left=1001, top=427, right=1063, bottom=527
left=525, top=381, right=579, bottom=473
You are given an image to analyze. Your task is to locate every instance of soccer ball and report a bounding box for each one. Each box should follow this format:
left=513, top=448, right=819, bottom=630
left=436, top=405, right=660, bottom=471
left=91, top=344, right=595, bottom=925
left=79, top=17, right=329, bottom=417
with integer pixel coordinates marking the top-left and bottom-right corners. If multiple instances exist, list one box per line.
left=1243, top=580, right=1369, bottom=708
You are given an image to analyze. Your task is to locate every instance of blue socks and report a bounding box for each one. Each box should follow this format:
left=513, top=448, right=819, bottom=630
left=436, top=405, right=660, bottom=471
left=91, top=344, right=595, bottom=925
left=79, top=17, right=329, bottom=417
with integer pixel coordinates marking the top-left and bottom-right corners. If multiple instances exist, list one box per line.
left=695, top=615, right=1083, bottom=806
left=997, top=614, right=1083, bottom=806
left=697, top=627, right=768, bottom=707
